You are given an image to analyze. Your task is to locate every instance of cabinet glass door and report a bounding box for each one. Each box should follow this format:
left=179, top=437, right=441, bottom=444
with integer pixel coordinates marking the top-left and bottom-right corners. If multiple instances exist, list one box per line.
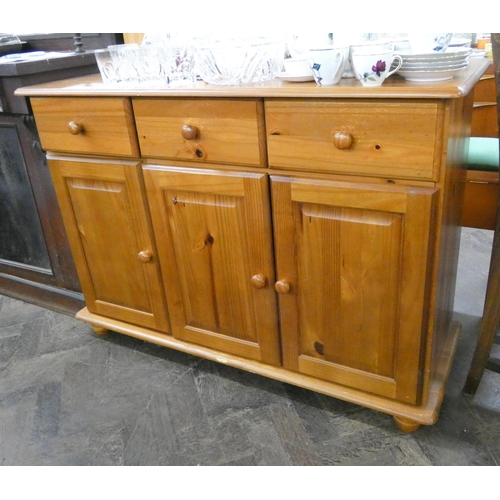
left=271, top=175, right=438, bottom=404
left=0, top=121, right=51, bottom=270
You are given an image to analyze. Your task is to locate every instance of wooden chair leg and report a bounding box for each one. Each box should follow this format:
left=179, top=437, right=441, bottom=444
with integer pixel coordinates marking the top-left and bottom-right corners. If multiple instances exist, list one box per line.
left=464, top=326, right=500, bottom=394
left=463, top=205, right=500, bottom=395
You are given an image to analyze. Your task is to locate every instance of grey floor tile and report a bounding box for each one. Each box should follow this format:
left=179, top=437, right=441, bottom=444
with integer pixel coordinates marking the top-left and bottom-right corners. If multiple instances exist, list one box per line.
left=0, top=227, right=499, bottom=465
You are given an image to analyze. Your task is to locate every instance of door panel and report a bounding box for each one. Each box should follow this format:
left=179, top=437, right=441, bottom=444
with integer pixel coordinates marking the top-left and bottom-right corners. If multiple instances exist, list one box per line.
left=297, top=204, right=402, bottom=377
left=0, top=121, right=51, bottom=269
left=272, top=175, right=438, bottom=403
left=144, top=165, right=280, bottom=365
left=48, top=157, right=170, bottom=332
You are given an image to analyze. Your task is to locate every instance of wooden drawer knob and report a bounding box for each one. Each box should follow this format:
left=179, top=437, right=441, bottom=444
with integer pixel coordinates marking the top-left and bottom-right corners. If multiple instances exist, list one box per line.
left=181, top=124, right=198, bottom=140
left=275, top=280, right=290, bottom=294
left=137, top=250, right=152, bottom=263
left=68, top=121, right=84, bottom=135
left=251, top=274, right=266, bottom=289
left=333, top=132, right=352, bottom=150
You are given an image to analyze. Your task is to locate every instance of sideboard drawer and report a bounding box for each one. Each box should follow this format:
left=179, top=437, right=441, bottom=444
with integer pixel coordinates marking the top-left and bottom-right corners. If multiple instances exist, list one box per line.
left=266, top=99, right=445, bottom=181
left=31, top=97, right=140, bottom=158
left=133, top=98, right=267, bottom=167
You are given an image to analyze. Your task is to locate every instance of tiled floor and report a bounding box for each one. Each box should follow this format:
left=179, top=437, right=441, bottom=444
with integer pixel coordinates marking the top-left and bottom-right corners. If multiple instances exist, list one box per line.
left=0, top=227, right=499, bottom=465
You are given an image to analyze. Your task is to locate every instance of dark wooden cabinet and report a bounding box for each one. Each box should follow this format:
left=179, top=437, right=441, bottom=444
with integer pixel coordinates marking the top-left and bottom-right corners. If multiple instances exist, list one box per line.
left=0, top=34, right=122, bottom=314
left=0, top=112, right=83, bottom=314
left=0, top=116, right=51, bottom=269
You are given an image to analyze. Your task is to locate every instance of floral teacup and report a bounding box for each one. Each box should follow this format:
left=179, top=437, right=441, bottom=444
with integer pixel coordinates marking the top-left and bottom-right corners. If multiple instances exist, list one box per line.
left=351, top=49, right=403, bottom=87
left=307, top=46, right=347, bottom=86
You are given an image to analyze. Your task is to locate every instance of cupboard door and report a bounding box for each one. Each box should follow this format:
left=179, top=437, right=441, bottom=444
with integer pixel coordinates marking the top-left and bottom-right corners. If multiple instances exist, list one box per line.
left=271, top=175, right=438, bottom=404
left=143, top=165, right=280, bottom=365
left=48, top=157, right=170, bottom=332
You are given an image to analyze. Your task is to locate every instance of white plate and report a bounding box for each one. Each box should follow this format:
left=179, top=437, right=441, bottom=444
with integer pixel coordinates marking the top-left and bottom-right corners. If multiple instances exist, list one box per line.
left=401, top=54, right=469, bottom=65
left=0, top=51, right=69, bottom=63
left=398, top=66, right=467, bottom=82
left=401, top=61, right=469, bottom=71
left=449, top=37, right=472, bottom=48
left=396, top=47, right=470, bottom=63
left=278, top=72, right=315, bottom=82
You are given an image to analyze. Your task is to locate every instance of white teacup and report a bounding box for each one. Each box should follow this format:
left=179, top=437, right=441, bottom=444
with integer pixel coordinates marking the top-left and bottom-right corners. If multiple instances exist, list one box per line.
left=347, top=42, right=394, bottom=79
left=408, top=33, right=452, bottom=54
left=351, top=49, right=403, bottom=87
left=308, top=47, right=347, bottom=86
left=283, top=58, right=313, bottom=78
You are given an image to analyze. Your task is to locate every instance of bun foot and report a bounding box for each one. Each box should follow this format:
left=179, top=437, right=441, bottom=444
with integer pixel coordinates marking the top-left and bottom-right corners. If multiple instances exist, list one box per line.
left=91, top=324, right=108, bottom=336
left=394, top=416, right=420, bottom=433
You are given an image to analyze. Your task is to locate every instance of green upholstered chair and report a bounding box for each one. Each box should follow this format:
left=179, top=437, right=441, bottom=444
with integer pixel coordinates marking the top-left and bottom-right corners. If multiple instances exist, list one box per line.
left=462, top=136, right=499, bottom=230
left=462, top=55, right=499, bottom=230
left=462, top=63, right=500, bottom=232
left=467, top=136, right=500, bottom=173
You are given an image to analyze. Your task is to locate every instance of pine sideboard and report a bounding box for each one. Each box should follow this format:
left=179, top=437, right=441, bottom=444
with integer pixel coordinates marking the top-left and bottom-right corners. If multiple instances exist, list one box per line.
left=16, top=58, right=489, bottom=432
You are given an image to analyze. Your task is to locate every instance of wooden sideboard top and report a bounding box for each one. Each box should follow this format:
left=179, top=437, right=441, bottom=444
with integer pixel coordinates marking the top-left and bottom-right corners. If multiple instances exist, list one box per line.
left=16, top=58, right=490, bottom=100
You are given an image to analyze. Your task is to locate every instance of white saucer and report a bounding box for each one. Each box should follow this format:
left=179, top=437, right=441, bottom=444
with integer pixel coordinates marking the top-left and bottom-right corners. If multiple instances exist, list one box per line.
left=398, top=66, right=467, bottom=82
left=278, top=72, right=315, bottom=82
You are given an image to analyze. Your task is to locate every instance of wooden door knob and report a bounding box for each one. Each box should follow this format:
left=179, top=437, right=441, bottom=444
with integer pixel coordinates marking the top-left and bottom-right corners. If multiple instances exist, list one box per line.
left=137, top=250, right=152, bottom=263
left=275, top=280, right=291, bottom=294
left=181, top=124, right=198, bottom=140
left=68, top=121, right=84, bottom=135
left=333, top=132, right=352, bottom=150
left=251, top=274, right=266, bottom=289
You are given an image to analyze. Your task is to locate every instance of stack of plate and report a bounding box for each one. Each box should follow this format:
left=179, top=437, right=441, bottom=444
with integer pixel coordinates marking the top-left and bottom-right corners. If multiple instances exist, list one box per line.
left=393, top=47, right=471, bottom=82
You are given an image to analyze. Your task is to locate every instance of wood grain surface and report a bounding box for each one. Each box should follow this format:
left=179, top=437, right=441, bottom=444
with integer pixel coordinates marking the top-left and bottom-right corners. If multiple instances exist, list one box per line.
left=31, top=97, right=140, bottom=158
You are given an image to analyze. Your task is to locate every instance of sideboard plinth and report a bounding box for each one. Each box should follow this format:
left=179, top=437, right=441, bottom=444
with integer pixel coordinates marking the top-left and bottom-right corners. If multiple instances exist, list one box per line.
left=76, top=307, right=461, bottom=431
